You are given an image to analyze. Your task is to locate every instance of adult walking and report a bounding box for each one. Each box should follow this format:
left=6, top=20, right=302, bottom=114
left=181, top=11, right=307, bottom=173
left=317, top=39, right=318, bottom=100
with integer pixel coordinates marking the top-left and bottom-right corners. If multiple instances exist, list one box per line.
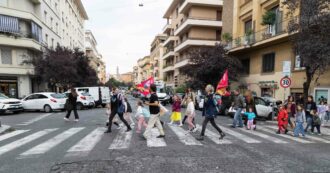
left=182, top=88, right=196, bottom=125
left=143, top=84, right=165, bottom=139
left=286, top=96, right=296, bottom=130
left=197, top=85, right=225, bottom=141
left=304, top=95, right=317, bottom=132
left=64, top=87, right=79, bottom=122
left=104, top=87, right=131, bottom=133
left=231, top=89, right=246, bottom=128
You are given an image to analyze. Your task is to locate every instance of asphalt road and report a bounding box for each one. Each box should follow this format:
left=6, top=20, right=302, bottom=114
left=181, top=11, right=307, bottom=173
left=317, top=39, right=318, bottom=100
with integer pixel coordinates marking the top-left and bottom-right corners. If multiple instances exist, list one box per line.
left=0, top=96, right=330, bottom=173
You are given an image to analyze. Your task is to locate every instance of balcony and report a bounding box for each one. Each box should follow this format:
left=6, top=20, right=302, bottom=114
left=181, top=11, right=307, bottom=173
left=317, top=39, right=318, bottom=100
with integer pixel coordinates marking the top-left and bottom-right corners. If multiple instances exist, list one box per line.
left=229, top=17, right=297, bottom=53
left=179, top=0, right=223, bottom=14
left=163, top=64, right=174, bottom=72
left=175, top=17, right=223, bottom=36
left=175, top=37, right=220, bottom=53
left=163, top=36, right=176, bottom=47
left=174, top=58, right=189, bottom=69
left=162, top=23, right=173, bottom=34
left=163, top=48, right=175, bottom=60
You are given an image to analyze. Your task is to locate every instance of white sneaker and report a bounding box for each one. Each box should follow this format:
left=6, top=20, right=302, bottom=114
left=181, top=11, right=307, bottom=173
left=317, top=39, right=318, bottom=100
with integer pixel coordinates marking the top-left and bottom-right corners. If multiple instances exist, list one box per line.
left=64, top=117, right=69, bottom=121
left=168, top=122, right=173, bottom=125
left=192, top=127, right=198, bottom=133
left=74, top=119, right=79, bottom=122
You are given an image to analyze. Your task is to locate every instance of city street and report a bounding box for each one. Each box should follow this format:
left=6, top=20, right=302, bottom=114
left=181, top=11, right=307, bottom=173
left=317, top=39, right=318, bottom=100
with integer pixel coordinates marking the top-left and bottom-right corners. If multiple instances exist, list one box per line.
left=0, top=96, right=329, bottom=173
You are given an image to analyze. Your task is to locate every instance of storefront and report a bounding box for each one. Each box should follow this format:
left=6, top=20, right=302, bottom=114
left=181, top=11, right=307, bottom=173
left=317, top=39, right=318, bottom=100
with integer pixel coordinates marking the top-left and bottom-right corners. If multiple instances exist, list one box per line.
left=0, top=76, right=18, bottom=98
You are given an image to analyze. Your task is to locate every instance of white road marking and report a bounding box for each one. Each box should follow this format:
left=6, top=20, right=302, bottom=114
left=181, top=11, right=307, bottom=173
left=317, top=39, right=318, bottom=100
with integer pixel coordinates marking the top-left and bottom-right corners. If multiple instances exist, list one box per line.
left=16, top=113, right=52, bottom=126
left=258, top=126, right=313, bottom=143
left=266, top=126, right=329, bottom=143
left=0, top=129, right=58, bottom=156
left=109, top=127, right=133, bottom=150
left=19, top=127, right=85, bottom=158
left=66, top=127, right=105, bottom=157
left=146, top=128, right=167, bottom=147
left=168, top=125, right=202, bottom=146
left=219, top=126, right=261, bottom=143
left=236, top=127, right=287, bottom=144
left=195, top=125, right=232, bottom=144
left=0, top=130, right=30, bottom=142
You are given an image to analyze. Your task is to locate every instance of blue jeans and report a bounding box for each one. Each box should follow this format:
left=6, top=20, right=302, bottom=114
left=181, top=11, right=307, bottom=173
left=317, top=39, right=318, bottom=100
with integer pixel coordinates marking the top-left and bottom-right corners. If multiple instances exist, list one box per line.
left=294, top=122, right=305, bottom=136
left=233, top=108, right=243, bottom=127
left=305, top=117, right=312, bottom=131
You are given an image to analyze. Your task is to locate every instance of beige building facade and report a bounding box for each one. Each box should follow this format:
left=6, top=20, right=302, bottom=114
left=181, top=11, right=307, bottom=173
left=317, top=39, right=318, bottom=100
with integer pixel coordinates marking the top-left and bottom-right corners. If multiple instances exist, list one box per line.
left=120, top=72, right=133, bottom=84
left=228, top=0, right=330, bottom=101
left=136, top=56, right=151, bottom=84
left=150, top=34, right=167, bottom=82
left=162, top=0, right=223, bottom=89
left=85, top=30, right=106, bottom=84
left=0, top=0, right=88, bottom=98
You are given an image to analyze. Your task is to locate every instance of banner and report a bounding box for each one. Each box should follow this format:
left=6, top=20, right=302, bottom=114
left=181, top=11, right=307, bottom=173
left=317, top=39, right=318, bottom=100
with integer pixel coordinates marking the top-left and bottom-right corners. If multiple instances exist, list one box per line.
left=216, top=69, right=230, bottom=96
left=137, top=77, right=154, bottom=96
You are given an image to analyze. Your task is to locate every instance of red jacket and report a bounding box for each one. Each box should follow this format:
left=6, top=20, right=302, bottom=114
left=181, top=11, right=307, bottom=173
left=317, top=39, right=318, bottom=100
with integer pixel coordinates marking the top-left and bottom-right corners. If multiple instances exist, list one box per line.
left=278, top=109, right=288, bottom=126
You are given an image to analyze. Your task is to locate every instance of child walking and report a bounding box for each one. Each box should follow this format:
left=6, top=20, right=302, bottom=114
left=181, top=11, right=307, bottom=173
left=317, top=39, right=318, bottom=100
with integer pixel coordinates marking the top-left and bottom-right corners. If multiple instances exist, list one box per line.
left=311, top=110, right=321, bottom=135
left=276, top=105, right=288, bottom=134
left=185, top=96, right=197, bottom=132
left=168, top=95, right=183, bottom=126
left=294, top=104, right=306, bottom=137
left=244, top=107, right=256, bottom=130
left=135, top=101, right=148, bottom=133
left=105, top=103, right=121, bottom=129
left=317, top=101, right=328, bottom=126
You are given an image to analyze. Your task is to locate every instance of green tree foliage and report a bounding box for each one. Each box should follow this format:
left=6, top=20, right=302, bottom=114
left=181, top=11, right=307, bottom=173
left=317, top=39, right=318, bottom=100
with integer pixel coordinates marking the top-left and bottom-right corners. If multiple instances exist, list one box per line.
left=283, top=0, right=330, bottom=99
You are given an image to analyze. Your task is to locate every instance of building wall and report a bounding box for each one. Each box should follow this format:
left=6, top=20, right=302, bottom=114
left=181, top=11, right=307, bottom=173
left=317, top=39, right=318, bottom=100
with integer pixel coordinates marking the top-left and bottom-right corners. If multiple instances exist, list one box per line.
left=188, top=6, right=218, bottom=19
left=222, top=0, right=233, bottom=34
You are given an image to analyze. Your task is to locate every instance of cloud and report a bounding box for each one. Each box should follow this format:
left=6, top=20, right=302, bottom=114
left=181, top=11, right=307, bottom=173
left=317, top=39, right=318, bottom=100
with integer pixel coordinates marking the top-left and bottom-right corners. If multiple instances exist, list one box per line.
left=82, top=0, right=171, bottom=74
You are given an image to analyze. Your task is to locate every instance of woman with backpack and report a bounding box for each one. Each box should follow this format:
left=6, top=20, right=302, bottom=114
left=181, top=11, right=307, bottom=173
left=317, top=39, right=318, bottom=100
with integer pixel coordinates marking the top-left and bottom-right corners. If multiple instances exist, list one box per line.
left=135, top=100, right=148, bottom=133
left=197, top=84, right=225, bottom=141
left=64, top=87, right=79, bottom=122
left=104, top=87, right=132, bottom=133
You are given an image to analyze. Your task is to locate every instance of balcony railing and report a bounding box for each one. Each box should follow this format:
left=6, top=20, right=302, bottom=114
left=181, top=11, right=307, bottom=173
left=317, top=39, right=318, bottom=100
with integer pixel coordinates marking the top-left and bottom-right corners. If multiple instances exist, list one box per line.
left=163, top=63, right=174, bottom=69
left=229, top=17, right=297, bottom=50
left=175, top=16, right=221, bottom=32
left=176, top=36, right=221, bottom=48
left=163, top=47, right=174, bottom=56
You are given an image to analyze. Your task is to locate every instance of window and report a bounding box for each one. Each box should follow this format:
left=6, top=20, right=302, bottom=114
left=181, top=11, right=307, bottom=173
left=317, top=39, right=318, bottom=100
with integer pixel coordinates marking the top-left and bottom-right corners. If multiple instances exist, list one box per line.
left=241, top=58, right=250, bottom=75
left=244, top=19, right=252, bottom=34
left=217, top=10, right=222, bottom=21
left=55, top=22, right=58, bottom=33
left=31, top=22, right=42, bottom=42
left=36, top=94, right=48, bottom=99
left=51, top=38, right=54, bottom=48
left=176, top=8, right=179, bottom=18
left=294, top=54, right=304, bottom=69
left=55, top=3, right=58, bottom=11
left=0, top=47, right=12, bottom=64
left=216, top=29, right=222, bottom=40
left=50, top=17, right=53, bottom=29
left=45, top=34, right=48, bottom=45
left=262, top=53, right=275, bottom=73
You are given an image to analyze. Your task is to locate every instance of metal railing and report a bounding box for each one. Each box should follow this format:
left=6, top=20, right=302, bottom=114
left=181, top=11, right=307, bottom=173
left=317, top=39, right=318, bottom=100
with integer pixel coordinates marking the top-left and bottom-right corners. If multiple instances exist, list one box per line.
left=175, top=16, right=221, bottom=32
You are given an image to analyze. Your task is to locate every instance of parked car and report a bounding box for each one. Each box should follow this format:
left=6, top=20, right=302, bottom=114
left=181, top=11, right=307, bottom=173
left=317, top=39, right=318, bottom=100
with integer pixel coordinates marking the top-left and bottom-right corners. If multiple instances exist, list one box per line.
left=0, top=93, right=23, bottom=114
left=228, top=96, right=276, bottom=120
left=75, top=87, right=110, bottom=107
left=64, top=91, right=95, bottom=110
left=21, top=92, right=67, bottom=113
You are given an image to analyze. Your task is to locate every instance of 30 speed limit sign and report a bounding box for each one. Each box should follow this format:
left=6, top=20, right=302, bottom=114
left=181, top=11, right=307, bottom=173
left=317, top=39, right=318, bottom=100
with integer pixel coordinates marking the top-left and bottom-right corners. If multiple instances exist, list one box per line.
left=280, top=77, right=291, bottom=88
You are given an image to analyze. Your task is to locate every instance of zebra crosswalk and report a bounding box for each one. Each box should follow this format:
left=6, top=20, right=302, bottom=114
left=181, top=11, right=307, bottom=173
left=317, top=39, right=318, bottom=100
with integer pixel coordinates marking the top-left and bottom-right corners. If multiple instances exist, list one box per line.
left=0, top=124, right=330, bottom=159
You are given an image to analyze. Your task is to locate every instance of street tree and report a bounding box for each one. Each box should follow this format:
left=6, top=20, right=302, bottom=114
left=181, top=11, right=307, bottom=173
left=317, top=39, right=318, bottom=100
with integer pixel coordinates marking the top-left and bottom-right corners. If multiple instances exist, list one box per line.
left=283, top=0, right=330, bottom=99
left=73, top=48, right=98, bottom=87
left=180, top=43, right=242, bottom=89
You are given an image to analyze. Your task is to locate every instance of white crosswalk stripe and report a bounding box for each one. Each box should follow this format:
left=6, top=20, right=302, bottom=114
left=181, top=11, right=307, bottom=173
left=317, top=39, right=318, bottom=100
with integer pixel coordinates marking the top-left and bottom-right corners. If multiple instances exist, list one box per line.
left=236, top=127, right=287, bottom=144
left=265, top=126, right=330, bottom=143
left=0, top=129, right=58, bottom=156
left=146, top=128, right=167, bottom=147
left=258, top=126, right=313, bottom=143
left=195, top=125, right=232, bottom=144
left=19, top=127, right=85, bottom=158
left=0, top=130, right=30, bottom=142
left=219, top=126, right=261, bottom=143
left=66, top=127, right=105, bottom=157
left=109, top=128, right=133, bottom=150
left=168, top=125, right=202, bottom=146
left=16, top=113, right=52, bottom=126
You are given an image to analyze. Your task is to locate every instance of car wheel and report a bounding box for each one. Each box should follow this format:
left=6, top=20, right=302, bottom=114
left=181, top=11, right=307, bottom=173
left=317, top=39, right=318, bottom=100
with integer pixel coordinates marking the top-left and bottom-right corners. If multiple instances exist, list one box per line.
left=76, top=103, right=84, bottom=110
left=44, top=105, right=52, bottom=113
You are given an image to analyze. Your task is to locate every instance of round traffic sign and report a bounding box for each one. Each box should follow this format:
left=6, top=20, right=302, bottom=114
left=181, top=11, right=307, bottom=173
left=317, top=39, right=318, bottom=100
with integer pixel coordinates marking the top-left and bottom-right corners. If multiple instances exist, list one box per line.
left=280, top=77, right=291, bottom=88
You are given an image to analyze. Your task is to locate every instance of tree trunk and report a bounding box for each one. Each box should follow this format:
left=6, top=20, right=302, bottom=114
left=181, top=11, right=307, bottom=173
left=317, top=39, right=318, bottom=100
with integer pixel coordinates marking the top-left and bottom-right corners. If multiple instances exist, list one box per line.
left=303, top=66, right=312, bottom=102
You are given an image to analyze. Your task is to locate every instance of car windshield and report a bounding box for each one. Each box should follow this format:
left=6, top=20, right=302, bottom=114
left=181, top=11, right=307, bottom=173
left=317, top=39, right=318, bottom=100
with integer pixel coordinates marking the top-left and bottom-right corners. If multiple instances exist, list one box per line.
left=81, top=92, right=91, bottom=96
left=0, top=93, right=9, bottom=99
left=51, top=93, right=67, bottom=99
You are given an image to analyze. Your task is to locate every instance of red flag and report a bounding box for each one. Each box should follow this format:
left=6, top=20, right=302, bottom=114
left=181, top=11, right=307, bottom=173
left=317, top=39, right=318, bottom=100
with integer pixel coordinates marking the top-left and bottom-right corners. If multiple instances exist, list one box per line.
left=138, top=77, right=154, bottom=96
left=217, top=70, right=229, bottom=96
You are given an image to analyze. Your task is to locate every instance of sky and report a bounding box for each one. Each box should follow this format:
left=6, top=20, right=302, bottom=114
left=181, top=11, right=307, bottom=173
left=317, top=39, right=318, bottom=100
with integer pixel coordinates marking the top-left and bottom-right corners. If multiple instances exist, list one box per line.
left=81, top=0, right=172, bottom=75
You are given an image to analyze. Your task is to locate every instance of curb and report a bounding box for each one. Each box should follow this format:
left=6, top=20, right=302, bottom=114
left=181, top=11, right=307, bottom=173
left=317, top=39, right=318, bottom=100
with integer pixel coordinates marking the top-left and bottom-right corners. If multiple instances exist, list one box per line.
left=0, top=125, right=11, bottom=134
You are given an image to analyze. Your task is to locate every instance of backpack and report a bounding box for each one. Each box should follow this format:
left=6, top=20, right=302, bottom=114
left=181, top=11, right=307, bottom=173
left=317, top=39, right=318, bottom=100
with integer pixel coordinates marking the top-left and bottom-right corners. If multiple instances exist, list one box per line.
left=313, top=115, right=321, bottom=125
left=142, top=108, right=150, bottom=118
left=116, top=94, right=125, bottom=114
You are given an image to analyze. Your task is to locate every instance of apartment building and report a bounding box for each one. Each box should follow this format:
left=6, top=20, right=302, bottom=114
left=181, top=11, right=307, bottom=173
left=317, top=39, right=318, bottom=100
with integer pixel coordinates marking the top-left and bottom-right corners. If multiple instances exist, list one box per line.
left=162, top=0, right=223, bottom=89
left=0, top=0, right=88, bottom=98
left=133, top=66, right=138, bottom=85
left=120, top=72, right=133, bottom=84
left=228, top=0, right=330, bottom=101
left=136, top=56, right=151, bottom=83
left=150, top=34, right=167, bottom=82
left=85, top=30, right=106, bottom=84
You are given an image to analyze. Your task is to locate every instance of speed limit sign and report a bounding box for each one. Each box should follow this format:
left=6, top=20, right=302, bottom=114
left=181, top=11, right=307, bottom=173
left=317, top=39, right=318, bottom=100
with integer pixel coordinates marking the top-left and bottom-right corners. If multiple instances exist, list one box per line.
left=280, top=77, right=291, bottom=88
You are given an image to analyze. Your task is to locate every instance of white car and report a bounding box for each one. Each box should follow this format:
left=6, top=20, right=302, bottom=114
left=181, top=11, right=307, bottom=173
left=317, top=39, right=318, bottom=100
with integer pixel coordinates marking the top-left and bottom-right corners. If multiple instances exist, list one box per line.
left=64, top=91, right=95, bottom=110
left=21, top=92, right=67, bottom=113
left=0, top=93, right=23, bottom=114
left=75, top=87, right=110, bottom=107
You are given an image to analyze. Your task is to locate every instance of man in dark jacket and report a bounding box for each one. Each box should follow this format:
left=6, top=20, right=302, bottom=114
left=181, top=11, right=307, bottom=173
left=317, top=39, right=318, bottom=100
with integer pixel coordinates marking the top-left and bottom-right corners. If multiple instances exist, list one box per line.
left=231, top=89, right=246, bottom=128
